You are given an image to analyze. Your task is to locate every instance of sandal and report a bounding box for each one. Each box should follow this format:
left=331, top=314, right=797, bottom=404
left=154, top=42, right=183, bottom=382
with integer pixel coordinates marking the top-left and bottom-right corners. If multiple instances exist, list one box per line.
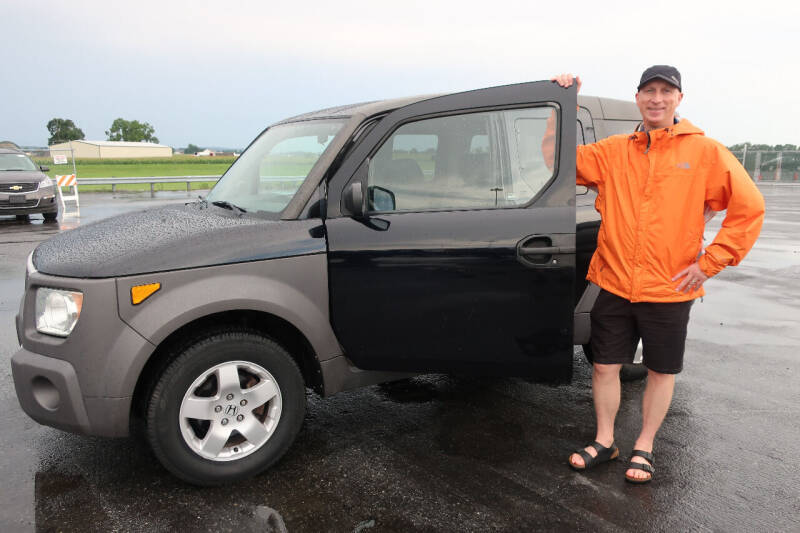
left=625, top=449, right=655, bottom=484
left=568, top=441, right=619, bottom=471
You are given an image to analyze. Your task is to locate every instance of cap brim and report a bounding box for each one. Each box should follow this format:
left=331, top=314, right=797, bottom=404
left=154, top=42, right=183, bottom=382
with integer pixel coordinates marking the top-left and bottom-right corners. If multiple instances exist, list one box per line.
left=637, top=74, right=681, bottom=91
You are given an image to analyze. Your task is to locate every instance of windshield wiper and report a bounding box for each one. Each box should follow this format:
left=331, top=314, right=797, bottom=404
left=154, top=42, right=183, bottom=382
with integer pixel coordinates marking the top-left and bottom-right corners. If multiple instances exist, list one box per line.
left=188, top=196, right=208, bottom=208
left=211, top=200, right=247, bottom=215
left=1, top=169, right=27, bottom=171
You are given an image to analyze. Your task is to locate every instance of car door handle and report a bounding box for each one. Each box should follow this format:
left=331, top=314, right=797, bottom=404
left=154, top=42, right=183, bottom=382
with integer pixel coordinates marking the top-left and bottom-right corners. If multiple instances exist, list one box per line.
left=519, top=245, right=576, bottom=255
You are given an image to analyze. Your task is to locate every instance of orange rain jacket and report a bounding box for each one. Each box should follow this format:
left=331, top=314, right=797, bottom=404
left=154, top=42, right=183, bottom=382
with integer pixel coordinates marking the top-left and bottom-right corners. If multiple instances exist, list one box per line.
left=575, top=118, right=765, bottom=302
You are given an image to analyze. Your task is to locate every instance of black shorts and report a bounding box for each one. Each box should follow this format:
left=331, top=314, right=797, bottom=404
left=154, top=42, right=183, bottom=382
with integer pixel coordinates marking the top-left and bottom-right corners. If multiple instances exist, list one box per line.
left=590, top=289, right=694, bottom=374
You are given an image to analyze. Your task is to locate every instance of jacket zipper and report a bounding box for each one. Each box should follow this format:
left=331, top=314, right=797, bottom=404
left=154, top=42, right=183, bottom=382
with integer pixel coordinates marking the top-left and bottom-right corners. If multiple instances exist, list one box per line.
left=632, top=131, right=655, bottom=300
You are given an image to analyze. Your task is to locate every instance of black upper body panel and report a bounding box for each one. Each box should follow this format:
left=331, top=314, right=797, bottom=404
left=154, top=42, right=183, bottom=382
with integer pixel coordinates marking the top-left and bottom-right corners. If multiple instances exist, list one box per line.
left=32, top=203, right=325, bottom=278
left=274, top=95, right=435, bottom=125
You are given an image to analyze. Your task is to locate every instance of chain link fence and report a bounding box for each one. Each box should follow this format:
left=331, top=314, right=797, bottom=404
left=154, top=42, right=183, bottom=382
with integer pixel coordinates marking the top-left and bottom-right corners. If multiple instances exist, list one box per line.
left=730, top=150, right=800, bottom=182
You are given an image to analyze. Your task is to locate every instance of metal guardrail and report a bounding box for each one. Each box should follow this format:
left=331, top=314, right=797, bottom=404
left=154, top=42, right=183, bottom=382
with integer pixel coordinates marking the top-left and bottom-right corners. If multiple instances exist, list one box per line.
left=72, top=176, right=222, bottom=197
left=68, top=175, right=310, bottom=197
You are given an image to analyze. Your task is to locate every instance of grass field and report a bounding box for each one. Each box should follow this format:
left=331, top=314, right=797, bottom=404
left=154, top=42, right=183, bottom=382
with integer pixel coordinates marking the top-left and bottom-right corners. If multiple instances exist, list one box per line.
left=32, top=155, right=235, bottom=193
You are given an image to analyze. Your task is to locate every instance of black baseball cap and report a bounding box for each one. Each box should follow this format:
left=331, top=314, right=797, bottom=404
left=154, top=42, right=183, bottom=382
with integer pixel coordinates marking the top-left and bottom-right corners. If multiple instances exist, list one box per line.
left=637, top=65, right=682, bottom=91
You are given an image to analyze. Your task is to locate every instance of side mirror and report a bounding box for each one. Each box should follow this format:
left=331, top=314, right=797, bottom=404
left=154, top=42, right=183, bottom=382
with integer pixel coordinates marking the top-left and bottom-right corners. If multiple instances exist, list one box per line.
left=368, top=186, right=396, bottom=212
left=343, top=181, right=364, bottom=217
left=40, top=165, right=50, bottom=172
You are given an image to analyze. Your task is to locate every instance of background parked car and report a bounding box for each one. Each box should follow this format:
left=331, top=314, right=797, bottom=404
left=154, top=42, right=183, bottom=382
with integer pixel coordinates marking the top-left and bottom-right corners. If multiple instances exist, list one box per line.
left=0, top=148, right=59, bottom=221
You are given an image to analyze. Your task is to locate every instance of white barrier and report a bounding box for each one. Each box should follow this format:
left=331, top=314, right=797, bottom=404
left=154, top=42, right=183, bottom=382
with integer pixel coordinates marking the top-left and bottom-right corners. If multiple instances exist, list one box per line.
left=56, top=174, right=79, bottom=215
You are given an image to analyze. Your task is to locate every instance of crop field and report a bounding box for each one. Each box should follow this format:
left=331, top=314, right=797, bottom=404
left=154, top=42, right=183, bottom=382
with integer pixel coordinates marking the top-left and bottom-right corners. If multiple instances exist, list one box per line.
left=28, top=151, right=436, bottom=193
left=33, top=155, right=235, bottom=192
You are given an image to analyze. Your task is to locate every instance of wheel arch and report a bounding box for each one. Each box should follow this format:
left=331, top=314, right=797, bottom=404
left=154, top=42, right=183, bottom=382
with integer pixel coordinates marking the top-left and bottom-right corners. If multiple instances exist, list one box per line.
left=131, top=309, right=323, bottom=427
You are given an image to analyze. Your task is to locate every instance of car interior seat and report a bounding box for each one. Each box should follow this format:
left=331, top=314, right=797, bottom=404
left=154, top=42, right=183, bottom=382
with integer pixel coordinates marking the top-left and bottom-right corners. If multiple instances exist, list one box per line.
left=372, top=158, right=426, bottom=210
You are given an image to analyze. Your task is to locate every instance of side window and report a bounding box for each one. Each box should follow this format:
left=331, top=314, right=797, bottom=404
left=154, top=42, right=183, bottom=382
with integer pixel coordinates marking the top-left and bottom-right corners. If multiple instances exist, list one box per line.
left=577, top=107, right=596, bottom=144
left=503, top=107, right=559, bottom=205
left=576, top=121, right=585, bottom=145
left=367, top=106, right=558, bottom=212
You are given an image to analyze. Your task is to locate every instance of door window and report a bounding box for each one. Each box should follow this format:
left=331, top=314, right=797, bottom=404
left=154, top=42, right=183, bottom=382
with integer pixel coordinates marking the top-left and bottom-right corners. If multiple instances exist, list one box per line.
left=367, top=106, right=558, bottom=212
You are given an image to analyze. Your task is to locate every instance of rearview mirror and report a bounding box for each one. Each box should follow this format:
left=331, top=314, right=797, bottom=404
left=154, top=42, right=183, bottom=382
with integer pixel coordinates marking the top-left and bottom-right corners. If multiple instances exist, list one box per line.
left=40, top=165, right=50, bottom=172
left=368, top=186, right=396, bottom=212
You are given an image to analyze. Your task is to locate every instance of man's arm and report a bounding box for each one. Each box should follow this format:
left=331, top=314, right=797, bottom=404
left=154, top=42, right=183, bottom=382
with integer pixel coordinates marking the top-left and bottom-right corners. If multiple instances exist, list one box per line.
left=546, top=73, right=607, bottom=187
left=696, top=145, right=766, bottom=278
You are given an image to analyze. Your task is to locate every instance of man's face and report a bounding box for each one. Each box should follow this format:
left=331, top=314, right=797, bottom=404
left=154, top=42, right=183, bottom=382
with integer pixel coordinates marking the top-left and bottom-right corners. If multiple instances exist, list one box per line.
left=635, top=80, right=683, bottom=129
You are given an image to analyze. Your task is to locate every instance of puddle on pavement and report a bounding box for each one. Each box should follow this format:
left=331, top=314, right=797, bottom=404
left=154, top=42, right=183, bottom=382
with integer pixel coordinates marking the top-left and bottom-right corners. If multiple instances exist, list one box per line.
left=34, top=472, right=114, bottom=531
left=377, top=377, right=440, bottom=403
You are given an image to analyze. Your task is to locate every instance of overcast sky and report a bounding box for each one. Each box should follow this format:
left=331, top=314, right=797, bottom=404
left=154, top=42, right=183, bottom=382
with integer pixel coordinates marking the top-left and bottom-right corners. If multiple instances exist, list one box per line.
left=2, top=0, right=797, bottom=148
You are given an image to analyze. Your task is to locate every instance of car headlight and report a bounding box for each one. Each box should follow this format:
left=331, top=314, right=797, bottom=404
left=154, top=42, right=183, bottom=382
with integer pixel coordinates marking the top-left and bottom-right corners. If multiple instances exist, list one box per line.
left=35, top=288, right=83, bottom=337
left=38, top=177, right=56, bottom=196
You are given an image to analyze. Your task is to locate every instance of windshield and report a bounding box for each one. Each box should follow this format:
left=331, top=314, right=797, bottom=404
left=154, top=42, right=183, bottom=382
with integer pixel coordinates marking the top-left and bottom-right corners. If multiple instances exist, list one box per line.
left=207, top=119, right=346, bottom=214
left=0, top=153, right=38, bottom=171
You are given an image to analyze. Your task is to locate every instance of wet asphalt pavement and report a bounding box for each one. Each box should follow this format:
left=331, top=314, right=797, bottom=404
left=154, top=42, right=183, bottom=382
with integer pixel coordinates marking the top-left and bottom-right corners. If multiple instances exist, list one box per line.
left=1, top=187, right=799, bottom=532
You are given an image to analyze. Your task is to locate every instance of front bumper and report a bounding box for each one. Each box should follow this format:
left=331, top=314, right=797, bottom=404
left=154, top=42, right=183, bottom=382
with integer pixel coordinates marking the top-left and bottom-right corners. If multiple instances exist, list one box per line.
left=12, top=265, right=156, bottom=437
left=0, top=186, right=58, bottom=216
left=11, top=348, right=131, bottom=437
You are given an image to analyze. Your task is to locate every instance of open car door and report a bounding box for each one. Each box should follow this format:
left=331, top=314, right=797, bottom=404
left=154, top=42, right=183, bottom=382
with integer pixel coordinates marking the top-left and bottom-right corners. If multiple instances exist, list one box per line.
left=326, top=81, right=577, bottom=380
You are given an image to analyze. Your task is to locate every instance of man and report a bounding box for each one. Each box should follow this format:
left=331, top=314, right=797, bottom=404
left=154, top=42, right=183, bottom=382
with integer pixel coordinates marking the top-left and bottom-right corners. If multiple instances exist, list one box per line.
left=552, top=66, right=765, bottom=483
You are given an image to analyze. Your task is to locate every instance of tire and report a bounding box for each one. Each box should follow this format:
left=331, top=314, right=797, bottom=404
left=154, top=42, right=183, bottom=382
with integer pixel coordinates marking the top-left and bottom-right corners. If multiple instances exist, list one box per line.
left=15, top=214, right=29, bottom=221
left=146, top=331, right=306, bottom=486
left=582, top=343, right=648, bottom=382
left=43, top=211, right=58, bottom=222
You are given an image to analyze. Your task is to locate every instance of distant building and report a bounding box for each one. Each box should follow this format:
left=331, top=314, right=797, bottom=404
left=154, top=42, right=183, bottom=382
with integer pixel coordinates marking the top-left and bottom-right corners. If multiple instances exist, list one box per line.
left=195, top=150, right=240, bottom=157
left=48, top=140, right=173, bottom=159
left=0, top=140, right=21, bottom=150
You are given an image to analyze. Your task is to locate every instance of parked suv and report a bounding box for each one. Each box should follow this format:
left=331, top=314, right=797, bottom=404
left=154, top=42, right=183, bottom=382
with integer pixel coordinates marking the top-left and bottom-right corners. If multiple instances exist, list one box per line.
left=0, top=148, right=59, bottom=221
left=12, top=81, right=643, bottom=485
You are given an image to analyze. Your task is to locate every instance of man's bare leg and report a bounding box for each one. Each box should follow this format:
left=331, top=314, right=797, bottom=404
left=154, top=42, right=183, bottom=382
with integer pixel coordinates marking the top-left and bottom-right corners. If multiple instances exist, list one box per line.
left=570, top=363, right=622, bottom=467
left=627, top=369, right=675, bottom=480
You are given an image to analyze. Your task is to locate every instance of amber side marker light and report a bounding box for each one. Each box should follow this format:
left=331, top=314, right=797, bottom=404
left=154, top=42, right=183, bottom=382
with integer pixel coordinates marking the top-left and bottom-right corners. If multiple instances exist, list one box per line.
left=131, top=283, right=161, bottom=305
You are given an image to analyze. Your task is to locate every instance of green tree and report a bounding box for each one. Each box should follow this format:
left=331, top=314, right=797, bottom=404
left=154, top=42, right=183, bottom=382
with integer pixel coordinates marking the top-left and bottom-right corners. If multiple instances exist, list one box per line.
left=105, top=118, right=159, bottom=143
left=727, top=142, right=775, bottom=152
left=47, top=118, right=85, bottom=145
left=774, top=144, right=798, bottom=152
left=184, top=143, right=202, bottom=155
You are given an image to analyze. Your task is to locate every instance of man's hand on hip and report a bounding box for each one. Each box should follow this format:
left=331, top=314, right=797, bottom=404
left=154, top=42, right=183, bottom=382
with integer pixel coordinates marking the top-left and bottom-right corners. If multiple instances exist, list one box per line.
left=672, top=263, right=709, bottom=294
left=551, top=74, right=582, bottom=92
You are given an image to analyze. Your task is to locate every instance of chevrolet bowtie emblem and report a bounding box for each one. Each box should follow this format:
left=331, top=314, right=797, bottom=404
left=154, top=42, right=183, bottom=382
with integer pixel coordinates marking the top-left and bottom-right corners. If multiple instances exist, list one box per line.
left=9, top=185, right=23, bottom=191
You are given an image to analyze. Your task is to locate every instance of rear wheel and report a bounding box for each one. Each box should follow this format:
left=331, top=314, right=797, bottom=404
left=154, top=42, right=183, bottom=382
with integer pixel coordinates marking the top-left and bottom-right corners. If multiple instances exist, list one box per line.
left=146, top=331, right=306, bottom=485
left=15, top=214, right=29, bottom=221
left=43, top=212, right=58, bottom=222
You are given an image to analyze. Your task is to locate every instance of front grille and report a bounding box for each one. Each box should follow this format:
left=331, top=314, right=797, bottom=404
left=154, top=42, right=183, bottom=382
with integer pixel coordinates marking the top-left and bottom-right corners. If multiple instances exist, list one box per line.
left=0, top=199, right=40, bottom=208
left=0, top=183, right=38, bottom=193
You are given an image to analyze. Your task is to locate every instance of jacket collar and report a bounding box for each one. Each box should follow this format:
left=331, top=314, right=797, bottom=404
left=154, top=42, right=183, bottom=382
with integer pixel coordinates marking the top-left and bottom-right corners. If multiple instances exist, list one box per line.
left=629, top=118, right=705, bottom=143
